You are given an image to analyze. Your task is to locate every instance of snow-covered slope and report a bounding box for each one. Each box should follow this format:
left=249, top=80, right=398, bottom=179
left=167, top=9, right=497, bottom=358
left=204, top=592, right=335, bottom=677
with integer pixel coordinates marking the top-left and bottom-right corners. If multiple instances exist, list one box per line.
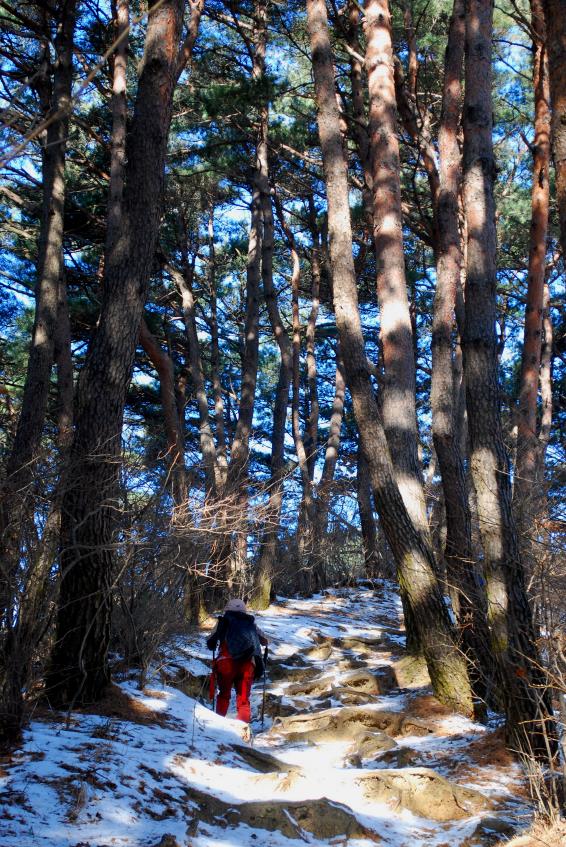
left=0, top=584, right=530, bottom=846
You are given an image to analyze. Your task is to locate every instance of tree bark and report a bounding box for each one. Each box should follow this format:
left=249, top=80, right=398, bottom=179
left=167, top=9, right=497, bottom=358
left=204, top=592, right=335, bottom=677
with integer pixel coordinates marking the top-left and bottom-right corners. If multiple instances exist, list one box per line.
left=542, top=0, right=566, bottom=259
left=207, top=208, right=229, bottom=486
left=430, top=0, right=490, bottom=717
left=0, top=0, right=76, bottom=628
left=364, top=0, right=429, bottom=541
left=306, top=0, right=473, bottom=715
left=105, top=0, right=129, bottom=256
left=345, top=2, right=374, bottom=234
left=356, top=445, right=381, bottom=577
left=514, top=0, right=551, bottom=540
left=315, top=350, right=346, bottom=539
left=220, top=0, right=267, bottom=591
left=139, top=319, right=187, bottom=506
left=291, top=229, right=316, bottom=574
left=170, top=259, right=219, bottom=497
left=253, top=188, right=293, bottom=608
left=462, top=0, right=556, bottom=759
left=47, top=0, right=195, bottom=707
left=0, top=273, right=74, bottom=747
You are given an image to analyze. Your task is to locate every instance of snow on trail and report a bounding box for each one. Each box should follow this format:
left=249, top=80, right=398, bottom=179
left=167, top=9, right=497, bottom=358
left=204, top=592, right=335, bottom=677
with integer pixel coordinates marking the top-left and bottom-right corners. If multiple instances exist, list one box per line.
left=0, top=583, right=531, bottom=846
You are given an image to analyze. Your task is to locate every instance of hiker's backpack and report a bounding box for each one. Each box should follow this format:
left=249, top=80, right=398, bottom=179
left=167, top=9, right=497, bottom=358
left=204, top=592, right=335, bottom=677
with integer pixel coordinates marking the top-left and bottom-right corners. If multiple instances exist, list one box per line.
left=224, top=612, right=261, bottom=662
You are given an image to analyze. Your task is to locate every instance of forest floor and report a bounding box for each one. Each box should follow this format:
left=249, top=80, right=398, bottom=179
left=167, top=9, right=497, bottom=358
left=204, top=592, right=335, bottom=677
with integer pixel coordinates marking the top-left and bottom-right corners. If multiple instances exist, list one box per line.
left=0, top=582, right=546, bottom=846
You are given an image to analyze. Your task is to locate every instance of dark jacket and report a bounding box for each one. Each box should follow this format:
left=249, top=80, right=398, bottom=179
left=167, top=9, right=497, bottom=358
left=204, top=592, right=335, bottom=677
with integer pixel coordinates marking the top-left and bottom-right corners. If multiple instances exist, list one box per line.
left=206, top=610, right=268, bottom=653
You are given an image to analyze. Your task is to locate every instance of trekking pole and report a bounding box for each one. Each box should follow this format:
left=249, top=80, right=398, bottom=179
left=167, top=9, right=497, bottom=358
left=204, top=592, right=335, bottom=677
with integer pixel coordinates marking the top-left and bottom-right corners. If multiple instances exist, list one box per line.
left=209, top=646, right=217, bottom=712
left=260, top=645, right=268, bottom=730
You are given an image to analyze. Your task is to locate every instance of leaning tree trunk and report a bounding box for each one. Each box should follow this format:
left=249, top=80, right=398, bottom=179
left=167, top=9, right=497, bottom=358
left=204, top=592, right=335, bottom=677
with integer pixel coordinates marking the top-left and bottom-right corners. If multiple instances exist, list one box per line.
left=306, top=0, right=473, bottom=715
left=513, top=0, right=551, bottom=547
left=430, top=0, right=490, bottom=718
left=364, top=0, right=429, bottom=543
left=47, top=0, right=195, bottom=707
left=0, top=0, right=76, bottom=630
left=462, top=0, right=556, bottom=760
left=542, top=0, right=566, bottom=259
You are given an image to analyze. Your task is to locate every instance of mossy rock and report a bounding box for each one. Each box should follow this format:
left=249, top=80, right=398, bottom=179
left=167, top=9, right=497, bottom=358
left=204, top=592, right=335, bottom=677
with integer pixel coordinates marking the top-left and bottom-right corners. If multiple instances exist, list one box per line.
left=392, top=654, right=431, bottom=689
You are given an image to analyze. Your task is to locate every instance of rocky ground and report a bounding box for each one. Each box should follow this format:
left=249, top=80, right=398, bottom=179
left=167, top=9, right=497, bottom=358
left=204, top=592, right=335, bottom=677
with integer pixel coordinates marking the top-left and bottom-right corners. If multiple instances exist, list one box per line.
left=0, top=582, right=535, bottom=846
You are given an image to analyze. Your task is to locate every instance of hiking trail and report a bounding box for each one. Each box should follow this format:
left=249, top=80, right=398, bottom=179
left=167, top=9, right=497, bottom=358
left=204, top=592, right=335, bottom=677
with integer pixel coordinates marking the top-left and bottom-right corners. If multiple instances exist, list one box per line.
left=1, top=582, right=532, bottom=846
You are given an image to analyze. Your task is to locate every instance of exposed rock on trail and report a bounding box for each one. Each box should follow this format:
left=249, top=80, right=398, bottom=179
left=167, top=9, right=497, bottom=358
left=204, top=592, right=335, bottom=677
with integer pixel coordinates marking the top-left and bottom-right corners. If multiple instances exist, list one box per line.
left=1, top=584, right=531, bottom=846
left=351, top=768, right=493, bottom=821
left=270, top=705, right=434, bottom=742
left=186, top=785, right=379, bottom=842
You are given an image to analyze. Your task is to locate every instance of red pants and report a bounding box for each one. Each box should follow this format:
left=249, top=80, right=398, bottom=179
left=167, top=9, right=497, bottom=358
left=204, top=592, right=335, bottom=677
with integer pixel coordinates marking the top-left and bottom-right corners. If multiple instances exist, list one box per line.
left=215, top=656, right=254, bottom=723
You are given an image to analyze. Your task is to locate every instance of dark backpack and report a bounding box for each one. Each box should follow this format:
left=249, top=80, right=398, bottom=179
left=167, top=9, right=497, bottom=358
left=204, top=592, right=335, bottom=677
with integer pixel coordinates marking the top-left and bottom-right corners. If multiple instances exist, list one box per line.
left=224, top=611, right=261, bottom=662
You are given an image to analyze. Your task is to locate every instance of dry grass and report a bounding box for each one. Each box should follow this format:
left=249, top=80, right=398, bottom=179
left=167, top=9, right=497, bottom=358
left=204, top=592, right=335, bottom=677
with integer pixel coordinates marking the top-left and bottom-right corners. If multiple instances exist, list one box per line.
left=74, top=684, right=176, bottom=728
left=461, top=726, right=516, bottom=769
left=33, top=684, right=177, bottom=729
left=496, top=819, right=566, bottom=847
left=405, top=693, right=454, bottom=721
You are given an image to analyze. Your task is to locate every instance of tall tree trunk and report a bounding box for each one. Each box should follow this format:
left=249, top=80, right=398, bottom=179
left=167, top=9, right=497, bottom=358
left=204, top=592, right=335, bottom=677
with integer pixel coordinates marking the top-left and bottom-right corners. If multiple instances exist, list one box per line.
left=0, top=273, right=74, bottom=747
left=0, top=0, right=76, bottom=628
left=311, top=349, right=346, bottom=588
left=139, top=319, right=187, bottom=506
left=106, top=0, right=129, bottom=255
left=290, top=240, right=316, bottom=567
left=47, top=0, right=195, bottom=707
left=364, top=0, right=429, bottom=542
left=306, top=0, right=473, bottom=715
left=430, top=0, right=490, bottom=718
left=356, top=445, right=381, bottom=577
left=314, top=351, right=346, bottom=540
left=169, top=260, right=219, bottom=496
left=462, top=0, right=556, bottom=759
left=345, top=0, right=374, bottom=233
left=304, top=253, right=320, bottom=484
left=514, top=0, right=551, bottom=542
left=215, top=0, right=267, bottom=595
left=207, top=208, right=229, bottom=485
left=538, top=280, right=553, bottom=462
left=253, top=191, right=293, bottom=608
left=542, top=0, right=566, bottom=259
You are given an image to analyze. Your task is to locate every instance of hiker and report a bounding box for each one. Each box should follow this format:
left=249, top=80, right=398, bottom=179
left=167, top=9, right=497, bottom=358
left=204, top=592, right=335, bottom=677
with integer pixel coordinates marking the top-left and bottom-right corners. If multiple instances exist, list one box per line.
left=206, top=598, right=268, bottom=725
